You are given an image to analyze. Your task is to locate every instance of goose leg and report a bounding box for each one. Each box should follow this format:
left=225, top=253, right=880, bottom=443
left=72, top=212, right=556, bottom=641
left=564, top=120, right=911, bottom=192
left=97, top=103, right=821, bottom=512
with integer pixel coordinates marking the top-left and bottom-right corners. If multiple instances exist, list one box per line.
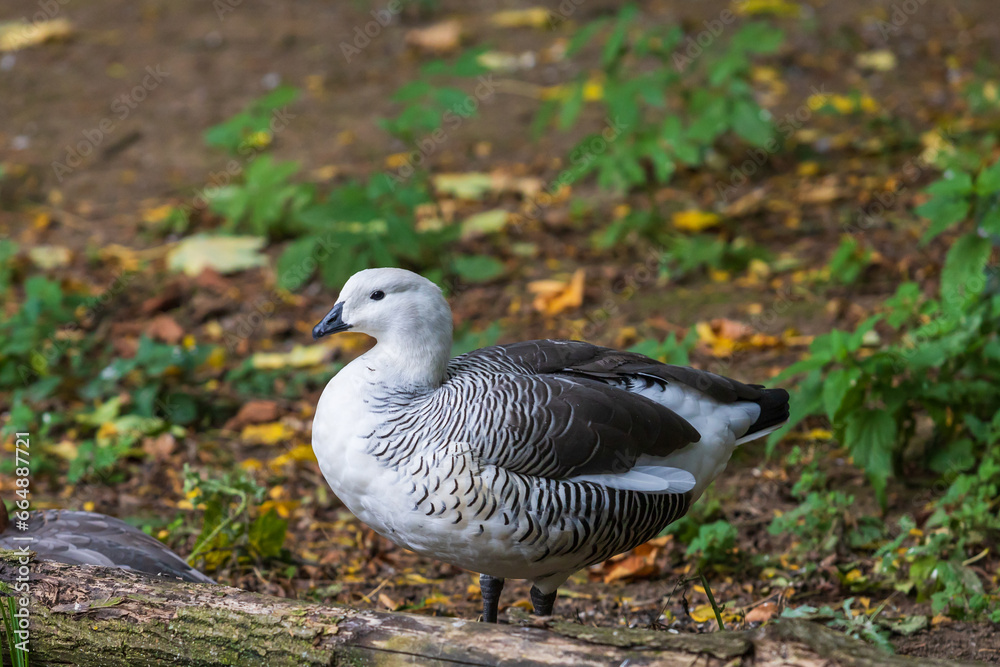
left=529, top=585, right=557, bottom=616
left=480, top=573, right=504, bottom=623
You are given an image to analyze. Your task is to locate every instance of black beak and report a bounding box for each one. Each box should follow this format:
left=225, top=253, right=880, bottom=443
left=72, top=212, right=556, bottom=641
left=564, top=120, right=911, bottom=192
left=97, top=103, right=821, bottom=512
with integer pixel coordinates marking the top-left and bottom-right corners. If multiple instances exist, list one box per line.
left=312, top=302, right=351, bottom=339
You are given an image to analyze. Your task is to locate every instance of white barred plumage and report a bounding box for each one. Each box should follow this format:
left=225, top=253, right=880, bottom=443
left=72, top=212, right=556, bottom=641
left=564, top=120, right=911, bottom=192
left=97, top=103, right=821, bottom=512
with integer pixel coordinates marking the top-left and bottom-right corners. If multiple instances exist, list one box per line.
left=311, top=268, right=789, bottom=621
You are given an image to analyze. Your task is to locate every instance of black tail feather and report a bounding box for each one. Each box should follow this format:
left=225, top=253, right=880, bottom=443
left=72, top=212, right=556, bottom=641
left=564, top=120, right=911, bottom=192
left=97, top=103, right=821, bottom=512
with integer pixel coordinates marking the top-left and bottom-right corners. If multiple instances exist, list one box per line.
left=745, top=387, right=790, bottom=436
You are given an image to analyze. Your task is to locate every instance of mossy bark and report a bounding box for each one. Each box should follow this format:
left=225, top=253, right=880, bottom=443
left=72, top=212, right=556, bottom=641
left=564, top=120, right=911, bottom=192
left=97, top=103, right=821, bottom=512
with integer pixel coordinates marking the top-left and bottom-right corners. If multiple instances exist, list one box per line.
left=0, top=560, right=972, bottom=667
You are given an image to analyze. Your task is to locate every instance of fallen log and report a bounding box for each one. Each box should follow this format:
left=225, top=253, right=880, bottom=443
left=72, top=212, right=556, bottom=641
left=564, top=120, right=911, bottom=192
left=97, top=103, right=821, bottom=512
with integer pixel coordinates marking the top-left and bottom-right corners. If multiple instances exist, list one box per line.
left=0, top=558, right=974, bottom=667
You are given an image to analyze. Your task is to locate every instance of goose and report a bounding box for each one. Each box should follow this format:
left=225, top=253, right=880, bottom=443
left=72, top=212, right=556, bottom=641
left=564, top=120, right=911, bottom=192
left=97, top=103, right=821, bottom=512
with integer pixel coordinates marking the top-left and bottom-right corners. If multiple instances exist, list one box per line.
left=311, top=268, right=789, bottom=622
left=0, top=506, right=214, bottom=584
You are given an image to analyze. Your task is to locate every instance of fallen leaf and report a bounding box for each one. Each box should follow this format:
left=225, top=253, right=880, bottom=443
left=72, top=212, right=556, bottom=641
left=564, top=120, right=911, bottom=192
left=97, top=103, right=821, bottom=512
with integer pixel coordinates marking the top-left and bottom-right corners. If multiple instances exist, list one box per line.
left=690, top=603, right=720, bottom=624
left=225, top=400, right=281, bottom=431
left=672, top=210, right=722, bottom=233
left=0, top=18, right=72, bottom=51
left=378, top=592, right=402, bottom=611
left=528, top=269, right=585, bottom=315
left=27, top=245, right=71, bottom=269
left=240, top=422, right=295, bottom=446
left=732, top=0, right=801, bottom=17
left=166, top=234, right=268, bottom=277
left=461, top=209, right=509, bottom=240
left=489, top=7, right=552, bottom=28
left=855, top=50, right=897, bottom=72
left=405, top=20, right=461, bottom=54
left=433, top=173, right=494, bottom=200
left=251, top=344, right=331, bottom=370
left=141, top=433, right=177, bottom=460
left=145, top=314, right=185, bottom=344
left=603, top=543, right=660, bottom=583
left=745, top=602, right=779, bottom=623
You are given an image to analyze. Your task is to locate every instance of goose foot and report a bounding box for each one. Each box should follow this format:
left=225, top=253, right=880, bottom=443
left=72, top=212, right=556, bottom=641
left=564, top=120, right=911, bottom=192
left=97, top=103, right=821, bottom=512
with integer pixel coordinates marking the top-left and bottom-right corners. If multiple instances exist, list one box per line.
left=480, top=573, right=504, bottom=623
left=529, top=585, right=557, bottom=616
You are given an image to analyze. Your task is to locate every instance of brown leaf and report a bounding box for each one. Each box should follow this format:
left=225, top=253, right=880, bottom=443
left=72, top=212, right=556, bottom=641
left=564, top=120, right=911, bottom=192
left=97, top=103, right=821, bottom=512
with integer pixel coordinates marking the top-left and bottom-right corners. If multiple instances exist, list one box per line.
left=142, top=433, right=176, bottom=460
left=146, top=314, right=185, bottom=344
left=745, top=602, right=779, bottom=623
left=141, top=283, right=183, bottom=315
left=528, top=269, right=585, bottom=316
left=405, top=20, right=462, bottom=54
left=225, top=400, right=281, bottom=431
left=603, top=543, right=660, bottom=583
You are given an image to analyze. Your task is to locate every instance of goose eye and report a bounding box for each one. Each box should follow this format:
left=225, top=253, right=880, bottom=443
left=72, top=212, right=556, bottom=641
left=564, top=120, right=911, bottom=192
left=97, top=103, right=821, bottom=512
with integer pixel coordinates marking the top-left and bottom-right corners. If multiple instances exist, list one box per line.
left=370, top=290, right=385, bottom=301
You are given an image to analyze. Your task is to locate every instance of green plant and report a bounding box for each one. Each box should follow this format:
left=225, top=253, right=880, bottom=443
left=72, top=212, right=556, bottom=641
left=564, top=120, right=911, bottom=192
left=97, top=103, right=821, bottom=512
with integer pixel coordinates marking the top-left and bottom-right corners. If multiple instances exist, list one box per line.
left=628, top=328, right=698, bottom=365
left=208, top=155, right=314, bottom=238
left=536, top=6, right=782, bottom=197
left=782, top=597, right=895, bottom=653
left=0, top=581, right=28, bottom=667
left=684, top=519, right=739, bottom=569
left=771, top=155, right=1000, bottom=503
left=205, top=86, right=299, bottom=154
left=183, top=465, right=287, bottom=573
left=379, top=48, right=491, bottom=143
left=826, top=236, right=873, bottom=285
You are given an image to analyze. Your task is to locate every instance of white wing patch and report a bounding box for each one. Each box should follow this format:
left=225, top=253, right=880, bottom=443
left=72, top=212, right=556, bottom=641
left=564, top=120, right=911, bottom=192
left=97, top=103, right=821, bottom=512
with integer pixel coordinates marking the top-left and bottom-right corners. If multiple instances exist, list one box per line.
left=567, top=466, right=696, bottom=494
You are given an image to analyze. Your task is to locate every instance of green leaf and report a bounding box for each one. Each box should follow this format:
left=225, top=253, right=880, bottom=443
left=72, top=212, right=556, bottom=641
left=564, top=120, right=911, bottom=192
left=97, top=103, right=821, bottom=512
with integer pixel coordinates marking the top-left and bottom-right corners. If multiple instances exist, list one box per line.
left=844, top=409, right=897, bottom=505
left=731, top=100, right=773, bottom=147
left=558, top=82, right=586, bottom=131
left=248, top=509, right=287, bottom=558
left=915, top=197, right=969, bottom=244
left=451, top=255, right=506, bottom=283
left=940, top=233, right=990, bottom=308
left=975, top=160, right=1000, bottom=197
left=823, top=367, right=861, bottom=421
left=601, top=4, right=636, bottom=67
left=276, top=237, right=319, bottom=291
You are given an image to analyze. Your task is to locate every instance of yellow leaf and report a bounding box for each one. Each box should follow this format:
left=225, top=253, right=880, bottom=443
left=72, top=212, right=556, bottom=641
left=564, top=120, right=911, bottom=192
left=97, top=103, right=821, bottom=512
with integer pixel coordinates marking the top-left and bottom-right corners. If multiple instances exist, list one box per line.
left=672, top=210, right=721, bottom=233
left=490, top=7, right=552, bottom=28
left=855, top=50, right=897, bottom=72
left=27, top=245, right=72, bottom=269
left=0, top=18, right=72, bottom=51
left=690, top=603, right=719, bottom=623
left=732, top=0, right=801, bottom=17
left=83, top=501, right=95, bottom=512
left=167, top=234, right=268, bottom=277
left=252, top=344, right=331, bottom=370
left=528, top=269, right=585, bottom=316
left=432, top=172, right=494, bottom=200
left=422, top=593, right=451, bottom=606
left=240, top=422, right=294, bottom=445
left=461, top=209, right=509, bottom=240
left=582, top=80, right=604, bottom=101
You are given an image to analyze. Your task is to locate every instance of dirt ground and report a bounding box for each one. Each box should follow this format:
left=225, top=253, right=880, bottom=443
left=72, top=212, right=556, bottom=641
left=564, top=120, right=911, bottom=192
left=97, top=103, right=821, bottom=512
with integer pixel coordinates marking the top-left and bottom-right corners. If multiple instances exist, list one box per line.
left=2, top=0, right=1000, bottom=663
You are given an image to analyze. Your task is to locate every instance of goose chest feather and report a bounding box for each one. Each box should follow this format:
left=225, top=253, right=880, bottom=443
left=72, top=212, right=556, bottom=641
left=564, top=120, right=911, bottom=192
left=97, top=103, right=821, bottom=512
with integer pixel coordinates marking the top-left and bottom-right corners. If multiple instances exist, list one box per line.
left=310, top=268, right=790, bottom=618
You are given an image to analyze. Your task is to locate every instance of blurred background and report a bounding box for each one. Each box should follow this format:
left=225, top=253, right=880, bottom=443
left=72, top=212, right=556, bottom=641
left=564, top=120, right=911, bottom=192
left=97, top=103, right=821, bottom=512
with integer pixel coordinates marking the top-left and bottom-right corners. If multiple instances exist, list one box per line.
left=1, top=0, right=999, bottom=660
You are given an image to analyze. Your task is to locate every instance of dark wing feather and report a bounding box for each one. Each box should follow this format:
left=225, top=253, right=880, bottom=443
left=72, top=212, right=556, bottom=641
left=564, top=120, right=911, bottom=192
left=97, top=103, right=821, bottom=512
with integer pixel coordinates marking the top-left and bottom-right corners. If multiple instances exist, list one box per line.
left=481, top=339, right=766, bottom=403
left=448, top=341, right=703, bottom=479
left=0, top=510, right=214, bottom=584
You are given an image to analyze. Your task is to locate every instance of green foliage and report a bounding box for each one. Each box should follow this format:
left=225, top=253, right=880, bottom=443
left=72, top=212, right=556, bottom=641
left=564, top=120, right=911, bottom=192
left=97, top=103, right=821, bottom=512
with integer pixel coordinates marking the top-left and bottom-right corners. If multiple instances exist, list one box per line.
left=208, top=155, right=314, bottom=238
left=629, top=328, right=698, bottom=365
left=772, top=156, right=1000, bottom=504
left=183, top=465, right=288, bottom=572
left=782, top=598, right=895, bottom=654
left=204, top=86, right=299, bottom=154
left=826, top=236, right=873, bottom=285
left=537, top=6, right=782, bottom=194
left=0, top=582, right=28, bottom=667
left=379, top=48, right=491, bottom=143
left=685, top=519, right=739, bottom=568
left=872, top=413, right=1000, bottom=619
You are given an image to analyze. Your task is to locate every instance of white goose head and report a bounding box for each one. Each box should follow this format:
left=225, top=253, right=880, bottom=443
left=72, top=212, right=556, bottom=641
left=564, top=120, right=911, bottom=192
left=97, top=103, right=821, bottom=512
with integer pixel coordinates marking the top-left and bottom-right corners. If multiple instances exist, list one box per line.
left=313, top=268, right=454, bottom=389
